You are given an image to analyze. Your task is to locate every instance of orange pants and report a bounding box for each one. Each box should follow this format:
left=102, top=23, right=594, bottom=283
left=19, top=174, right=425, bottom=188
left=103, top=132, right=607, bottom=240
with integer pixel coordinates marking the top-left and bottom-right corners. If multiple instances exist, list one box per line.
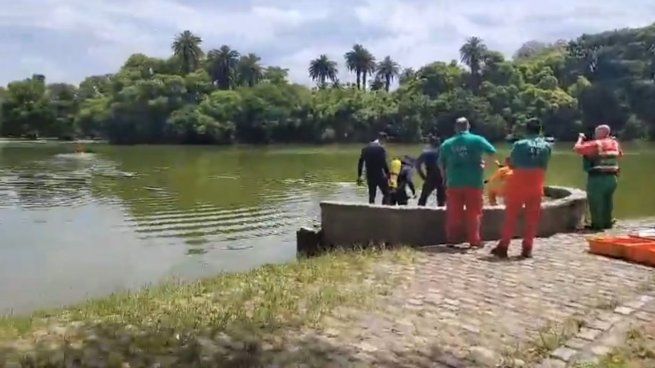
left=498, top=169, right=545, bottom=251
left=446, top=188, right=483, bottom=246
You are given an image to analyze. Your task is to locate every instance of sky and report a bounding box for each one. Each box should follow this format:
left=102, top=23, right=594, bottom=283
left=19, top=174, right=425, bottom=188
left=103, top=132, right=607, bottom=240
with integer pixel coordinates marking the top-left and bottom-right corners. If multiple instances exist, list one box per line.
left=0, top=0, right=654, bottom=87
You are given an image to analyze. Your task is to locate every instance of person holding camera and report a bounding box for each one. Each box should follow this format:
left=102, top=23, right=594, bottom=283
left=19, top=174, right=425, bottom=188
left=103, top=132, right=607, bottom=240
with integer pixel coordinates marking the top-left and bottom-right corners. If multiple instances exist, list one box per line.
left=574, top=124, right=623, bottom=230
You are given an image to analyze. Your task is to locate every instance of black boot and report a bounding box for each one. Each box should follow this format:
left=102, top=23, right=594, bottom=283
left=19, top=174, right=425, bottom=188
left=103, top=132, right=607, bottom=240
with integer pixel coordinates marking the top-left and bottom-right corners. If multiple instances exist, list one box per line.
left=490, top=245, right=508, bottom=259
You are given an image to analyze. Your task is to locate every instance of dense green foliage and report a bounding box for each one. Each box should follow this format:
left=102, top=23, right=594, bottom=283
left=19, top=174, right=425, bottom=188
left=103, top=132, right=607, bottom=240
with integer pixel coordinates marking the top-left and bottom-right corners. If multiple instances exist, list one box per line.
left=1, top=24, right=655, bottom=144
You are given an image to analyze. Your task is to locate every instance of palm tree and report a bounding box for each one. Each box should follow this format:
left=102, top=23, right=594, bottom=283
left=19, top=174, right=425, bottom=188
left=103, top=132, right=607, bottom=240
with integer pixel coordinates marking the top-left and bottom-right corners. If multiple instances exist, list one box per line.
left=459, top=36, right=488, bottom=91
left=375, top=56, right=400, bottom=91
left=237, top=53, right=263, bottom=87
left=207, top=45, right=240, bottom=89
left=344, top=44, right=376, bottom=90
left=399, top=68, right=416, bottom=85
left=309, top=55, right=338, bottom=87
left=172, top=30, right=203, bottom=74
left=369, top=75, right=385, bottom=91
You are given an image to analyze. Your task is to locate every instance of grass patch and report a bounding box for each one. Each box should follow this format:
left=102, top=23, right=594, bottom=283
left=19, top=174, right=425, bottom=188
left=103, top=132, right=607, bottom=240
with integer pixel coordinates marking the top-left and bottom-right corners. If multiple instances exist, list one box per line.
left=0, top=247, right=416, bottom=367
left=573, top=325, right=655, bottom=368
left=504, top=316, right=586, bottom=364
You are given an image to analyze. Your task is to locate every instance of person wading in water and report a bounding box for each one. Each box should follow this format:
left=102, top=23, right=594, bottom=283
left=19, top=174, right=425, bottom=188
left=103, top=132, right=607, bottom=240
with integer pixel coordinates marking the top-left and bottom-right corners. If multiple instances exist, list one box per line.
left=357, top=132, right=390, bottom=204
left=416, top=135, right=446, bottom=207
left=388, top=156, right=416, bottom=206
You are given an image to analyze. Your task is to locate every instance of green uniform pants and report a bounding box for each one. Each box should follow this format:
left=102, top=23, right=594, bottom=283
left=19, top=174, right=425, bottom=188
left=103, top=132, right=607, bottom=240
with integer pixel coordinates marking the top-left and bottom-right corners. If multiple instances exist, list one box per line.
left=587, top=174, right=618, bottom=230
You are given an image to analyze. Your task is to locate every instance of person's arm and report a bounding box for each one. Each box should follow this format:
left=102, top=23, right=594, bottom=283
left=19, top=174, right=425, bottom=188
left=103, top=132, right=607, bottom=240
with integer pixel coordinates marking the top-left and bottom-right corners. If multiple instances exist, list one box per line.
left=480, top=137, right=497, bottom=156
left=543, top=142, right=553, bottom=167
left=438, top=145, right=447, bottom=184
left=357, top=148, right=365, bottom=180
left=415, top=152, right=427, bottom=180
left=381, top=148, right=390, bottom=177
left=574, top=134, right=599, bottom=156
left=407, top=170, right=416, bottom=196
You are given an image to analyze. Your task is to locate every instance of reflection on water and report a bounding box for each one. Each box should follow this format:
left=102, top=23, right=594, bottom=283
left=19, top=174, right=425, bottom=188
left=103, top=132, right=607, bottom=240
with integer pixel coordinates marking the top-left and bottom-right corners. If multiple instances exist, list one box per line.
left=0, top=141, right=654, bottom=314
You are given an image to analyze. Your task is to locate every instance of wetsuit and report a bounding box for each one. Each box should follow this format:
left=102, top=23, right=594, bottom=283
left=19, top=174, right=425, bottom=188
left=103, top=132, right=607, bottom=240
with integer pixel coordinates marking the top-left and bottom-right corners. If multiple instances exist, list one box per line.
left=439, top=132, right=496, bottom=246
left=358, top=140, right=390, bottom=204
left=389, top=164, right=416, bottom=205
left=416, top=147, right=446, bottom=206
left=497, top=136, right=552, bottom=255
left=575, top=138, right=622, bottom=229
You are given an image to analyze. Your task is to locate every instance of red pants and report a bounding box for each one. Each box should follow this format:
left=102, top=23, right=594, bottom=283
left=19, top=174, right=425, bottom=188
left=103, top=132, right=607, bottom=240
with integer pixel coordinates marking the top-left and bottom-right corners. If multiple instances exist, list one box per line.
left=446, top=188, right=483, bottom=246
left=499, top=169, right=545, bottom=251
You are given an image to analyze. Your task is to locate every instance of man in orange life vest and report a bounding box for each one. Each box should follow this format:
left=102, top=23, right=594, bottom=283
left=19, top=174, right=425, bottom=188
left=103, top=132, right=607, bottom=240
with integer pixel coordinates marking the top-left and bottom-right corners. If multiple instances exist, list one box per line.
left=574, top=124, right=623, bottom=230
left=491, top=118, right=552, bottom=259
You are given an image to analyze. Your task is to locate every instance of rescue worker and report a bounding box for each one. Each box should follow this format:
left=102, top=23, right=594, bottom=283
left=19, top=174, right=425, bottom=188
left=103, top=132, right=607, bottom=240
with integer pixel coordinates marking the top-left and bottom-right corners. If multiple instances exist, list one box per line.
left=574, top=124, right=623, bottom=230
left=491, top=118, right=552, bottom=259
left=389, top=157, right=416, bottom=205
left=439, top=117, right=496, bottom=247
left=485, top=158, right=513, bottom=206
left=357, top=132, right=390, bottom=204
left=416, top=135, right=446, bottom=207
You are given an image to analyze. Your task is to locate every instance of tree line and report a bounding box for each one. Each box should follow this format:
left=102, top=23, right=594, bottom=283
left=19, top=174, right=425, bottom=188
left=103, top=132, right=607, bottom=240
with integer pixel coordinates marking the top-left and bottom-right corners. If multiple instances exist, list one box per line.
left=1, top=23, right=655, bottom=144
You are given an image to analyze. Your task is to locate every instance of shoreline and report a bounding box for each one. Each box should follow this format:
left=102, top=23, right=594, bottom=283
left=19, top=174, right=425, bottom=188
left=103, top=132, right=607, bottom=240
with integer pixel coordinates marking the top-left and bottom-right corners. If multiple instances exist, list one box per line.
left=1, top=220, right=654, bottom=367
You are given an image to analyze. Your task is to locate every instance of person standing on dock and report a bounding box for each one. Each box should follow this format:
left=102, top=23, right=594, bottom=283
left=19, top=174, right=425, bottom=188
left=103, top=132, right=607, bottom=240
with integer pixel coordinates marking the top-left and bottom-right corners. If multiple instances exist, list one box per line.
left=573, top=124, right=623, bottom=230
left=439, top=117, right=496, bottom=247
left=491, top=118, right=552, bottom=259
left=416, top=134, right=446, bottom=207
left=357, top=132, right=390, bottom=204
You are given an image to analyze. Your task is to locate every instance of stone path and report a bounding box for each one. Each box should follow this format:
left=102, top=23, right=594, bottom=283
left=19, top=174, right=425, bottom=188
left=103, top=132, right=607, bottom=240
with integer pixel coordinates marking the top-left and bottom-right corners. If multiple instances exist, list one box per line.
left=296, top=220, right=655, bottom=367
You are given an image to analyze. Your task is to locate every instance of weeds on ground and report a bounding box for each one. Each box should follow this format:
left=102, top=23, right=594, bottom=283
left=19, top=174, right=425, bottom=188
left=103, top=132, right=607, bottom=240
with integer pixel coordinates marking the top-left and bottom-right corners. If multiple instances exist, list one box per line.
left=0, top=247, right=417, bottom=361
left=574, top=326, right=655, bottom=368
left=505, top=316, right=586, bottom=364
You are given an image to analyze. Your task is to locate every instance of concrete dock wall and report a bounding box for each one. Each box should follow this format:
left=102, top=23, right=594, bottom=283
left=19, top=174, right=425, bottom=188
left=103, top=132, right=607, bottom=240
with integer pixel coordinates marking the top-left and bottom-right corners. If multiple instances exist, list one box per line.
left=319, top=186, right=587, bottom=247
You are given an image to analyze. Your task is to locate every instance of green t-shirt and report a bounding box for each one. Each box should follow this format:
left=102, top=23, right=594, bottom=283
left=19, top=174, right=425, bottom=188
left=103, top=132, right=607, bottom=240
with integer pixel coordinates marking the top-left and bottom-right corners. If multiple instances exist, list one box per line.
left=510, top=136, right=552, bottom=169
left=439, top=132, right=496, bottom=189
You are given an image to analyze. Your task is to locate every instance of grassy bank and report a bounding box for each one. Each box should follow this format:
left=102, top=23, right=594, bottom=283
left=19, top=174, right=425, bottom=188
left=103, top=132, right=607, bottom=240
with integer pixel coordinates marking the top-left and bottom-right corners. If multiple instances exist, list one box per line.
left=0, top=248, right=416, bottom=367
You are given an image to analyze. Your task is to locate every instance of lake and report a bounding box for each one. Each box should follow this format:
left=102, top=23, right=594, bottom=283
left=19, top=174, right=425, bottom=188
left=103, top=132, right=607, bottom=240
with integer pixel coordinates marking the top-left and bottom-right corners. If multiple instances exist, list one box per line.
left=1, top=141, right=654, bottom=314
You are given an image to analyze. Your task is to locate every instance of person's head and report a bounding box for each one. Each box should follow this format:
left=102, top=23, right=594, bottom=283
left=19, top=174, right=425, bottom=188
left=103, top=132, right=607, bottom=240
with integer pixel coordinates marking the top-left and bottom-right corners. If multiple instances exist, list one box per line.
left=455, top=117, right=470, bottom=133
left=594, top=124, right=611, bottom=139
left=429, top=134, right=441, bottom=147
left=377, top=131, right=388, bottom=143
left=525, top=118, right=542, bottom=135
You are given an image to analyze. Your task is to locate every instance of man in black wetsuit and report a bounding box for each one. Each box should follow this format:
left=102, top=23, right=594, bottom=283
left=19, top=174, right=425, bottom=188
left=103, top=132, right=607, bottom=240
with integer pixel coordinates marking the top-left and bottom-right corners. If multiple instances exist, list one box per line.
left=357, top=132, right=390, bottom=204
left=416, top=135, right=446, bottom=207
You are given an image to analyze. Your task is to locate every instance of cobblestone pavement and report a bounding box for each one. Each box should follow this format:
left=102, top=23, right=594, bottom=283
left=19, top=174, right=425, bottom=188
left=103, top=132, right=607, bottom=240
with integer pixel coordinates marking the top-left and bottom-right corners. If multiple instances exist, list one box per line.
left=297, top=220, right=655, bottom=368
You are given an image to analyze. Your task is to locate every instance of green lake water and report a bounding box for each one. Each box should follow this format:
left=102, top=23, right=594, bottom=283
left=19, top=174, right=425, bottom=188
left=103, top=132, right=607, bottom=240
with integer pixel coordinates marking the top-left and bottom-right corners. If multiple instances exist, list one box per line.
left=1, top=141, right=654, bottom=314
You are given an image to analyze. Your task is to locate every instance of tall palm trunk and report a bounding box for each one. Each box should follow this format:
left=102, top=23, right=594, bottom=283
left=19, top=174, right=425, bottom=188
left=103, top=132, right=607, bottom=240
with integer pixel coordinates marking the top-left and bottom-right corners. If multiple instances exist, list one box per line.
left=385, top=75, right=391, bottom=92
left=362, top=71, right=367, bottom=91
left=356, top=71, right=361, bottom=90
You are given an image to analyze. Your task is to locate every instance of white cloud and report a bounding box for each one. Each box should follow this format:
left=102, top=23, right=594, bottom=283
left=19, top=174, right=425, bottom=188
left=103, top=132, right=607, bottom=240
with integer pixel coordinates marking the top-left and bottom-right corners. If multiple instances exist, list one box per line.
left=0, top=0, right=653, bottom=86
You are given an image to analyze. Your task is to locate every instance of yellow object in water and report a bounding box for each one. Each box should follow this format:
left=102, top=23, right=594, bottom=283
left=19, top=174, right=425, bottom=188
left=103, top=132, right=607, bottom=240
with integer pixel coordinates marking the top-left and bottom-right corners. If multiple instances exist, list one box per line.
left=389, top=158, right=402, bottom=189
